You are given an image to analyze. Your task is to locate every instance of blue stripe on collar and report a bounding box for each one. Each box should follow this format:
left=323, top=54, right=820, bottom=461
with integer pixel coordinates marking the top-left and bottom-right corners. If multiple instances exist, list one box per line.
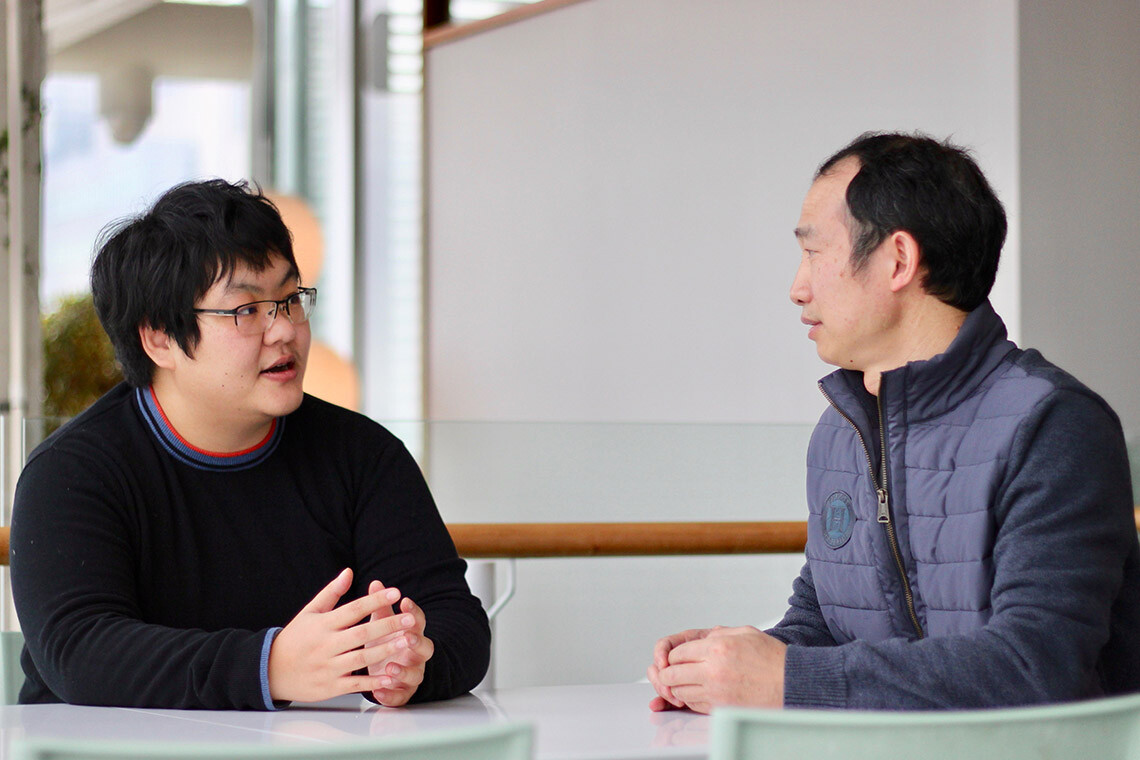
left=135, top=387, right=284, bottom=472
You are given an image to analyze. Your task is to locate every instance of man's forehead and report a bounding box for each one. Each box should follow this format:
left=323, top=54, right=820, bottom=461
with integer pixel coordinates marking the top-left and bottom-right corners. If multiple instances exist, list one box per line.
left=216, top=257, right=298, bottom=293
left=795, top=188, right=842, bottom=240
left=812, top=164, right=857, bottom=198
left=797, top=165, right=857, bottom=236
left=811, top=158, right=860, bottom=200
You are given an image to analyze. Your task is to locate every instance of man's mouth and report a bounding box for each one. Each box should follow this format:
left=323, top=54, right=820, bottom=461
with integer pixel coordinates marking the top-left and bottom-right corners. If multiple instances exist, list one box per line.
left=261, top=359, right=296, bottom=375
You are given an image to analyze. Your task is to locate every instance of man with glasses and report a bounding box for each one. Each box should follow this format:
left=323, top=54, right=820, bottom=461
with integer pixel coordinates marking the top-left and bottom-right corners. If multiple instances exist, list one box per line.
left=10, top=180, right=490, bottom=709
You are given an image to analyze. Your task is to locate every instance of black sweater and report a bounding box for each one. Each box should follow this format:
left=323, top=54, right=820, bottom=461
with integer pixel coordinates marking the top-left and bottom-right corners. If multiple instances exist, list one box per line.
left=11, top=383, right=490, bottom=709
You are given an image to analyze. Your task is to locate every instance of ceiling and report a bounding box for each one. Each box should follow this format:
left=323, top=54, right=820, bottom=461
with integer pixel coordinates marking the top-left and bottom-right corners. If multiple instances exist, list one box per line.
left=44, top=0, right=162, bottom=53
left=44, top=0, right=252, bottom=80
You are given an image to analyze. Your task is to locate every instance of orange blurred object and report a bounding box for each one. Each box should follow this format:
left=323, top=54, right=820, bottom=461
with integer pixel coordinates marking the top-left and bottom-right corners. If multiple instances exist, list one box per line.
left=268, top=191, right=361, bottom=411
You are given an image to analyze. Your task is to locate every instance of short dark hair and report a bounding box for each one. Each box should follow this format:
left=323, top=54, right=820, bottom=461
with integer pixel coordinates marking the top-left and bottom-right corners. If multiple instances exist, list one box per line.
left=817, top=132, right=1006, bottom=311
left=90, top=179, right=297, bottom=387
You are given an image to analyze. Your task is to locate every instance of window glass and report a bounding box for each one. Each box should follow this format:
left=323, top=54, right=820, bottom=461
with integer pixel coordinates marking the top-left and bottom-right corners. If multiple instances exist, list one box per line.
left=41, top=73, right=251, bottom=308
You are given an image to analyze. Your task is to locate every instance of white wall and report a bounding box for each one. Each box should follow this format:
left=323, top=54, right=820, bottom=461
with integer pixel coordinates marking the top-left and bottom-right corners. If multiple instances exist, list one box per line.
left=1019, top=1, right=1140, bottom=436
left=424, top=0, right=1020, bottom=687
left=425, top=0, right=1020, bottom=426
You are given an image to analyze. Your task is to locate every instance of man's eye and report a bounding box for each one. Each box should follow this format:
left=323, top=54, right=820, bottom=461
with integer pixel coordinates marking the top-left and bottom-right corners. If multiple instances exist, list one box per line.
left=234, top=304, right=260, bottom=318
left=285, top=292, right=303, bottom=307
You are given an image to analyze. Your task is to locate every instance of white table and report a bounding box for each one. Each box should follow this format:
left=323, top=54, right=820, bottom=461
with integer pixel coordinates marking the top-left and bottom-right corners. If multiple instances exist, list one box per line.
left=0, top=683, right=709, bottom=760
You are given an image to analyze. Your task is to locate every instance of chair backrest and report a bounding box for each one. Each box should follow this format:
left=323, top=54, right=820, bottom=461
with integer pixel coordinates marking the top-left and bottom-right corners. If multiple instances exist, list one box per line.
left=11, top=721, right=532, bottom=760
left=710, top=694, right=1140, bottom=760
left=1, top=630, right=25, bottom=705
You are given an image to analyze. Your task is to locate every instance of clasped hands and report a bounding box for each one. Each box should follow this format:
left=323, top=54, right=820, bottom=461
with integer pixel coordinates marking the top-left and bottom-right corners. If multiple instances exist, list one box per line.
left=268, top=568, right=434, bottom=707
left=647, top=626, right=786, bottom=714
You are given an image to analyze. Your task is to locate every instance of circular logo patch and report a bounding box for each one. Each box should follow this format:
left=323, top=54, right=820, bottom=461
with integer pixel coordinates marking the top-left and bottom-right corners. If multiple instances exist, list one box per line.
left=821, top=491, right=854, bottom=549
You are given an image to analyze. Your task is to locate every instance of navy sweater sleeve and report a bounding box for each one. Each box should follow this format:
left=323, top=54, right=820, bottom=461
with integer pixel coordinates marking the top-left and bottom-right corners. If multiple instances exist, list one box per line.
left=765, top=562, right=838, bottom=648
left=11, top=443, right=272, bottom=709
left=781, top=389, right=1138, bottom=709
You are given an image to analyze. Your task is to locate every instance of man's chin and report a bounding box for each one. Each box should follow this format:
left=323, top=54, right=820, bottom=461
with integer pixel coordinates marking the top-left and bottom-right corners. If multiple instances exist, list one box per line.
left=263, top=383, right=306, bottom=417
left=816, top=349, right=849, bottom=370
left=283, top=389, right=306, bottom=415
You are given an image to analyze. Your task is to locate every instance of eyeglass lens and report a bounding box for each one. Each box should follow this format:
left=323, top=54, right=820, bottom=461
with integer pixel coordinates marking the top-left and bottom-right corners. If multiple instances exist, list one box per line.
left=236, top=291, right=316, bottom=335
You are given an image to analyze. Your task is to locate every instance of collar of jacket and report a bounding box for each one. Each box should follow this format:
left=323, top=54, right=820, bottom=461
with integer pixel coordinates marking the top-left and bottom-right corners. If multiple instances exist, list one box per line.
left=819, top=299, right=1019, bottom=425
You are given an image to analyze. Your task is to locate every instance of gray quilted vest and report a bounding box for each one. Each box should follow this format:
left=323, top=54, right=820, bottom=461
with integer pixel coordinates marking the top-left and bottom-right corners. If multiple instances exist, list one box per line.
left=804, top=301, right=1053, bottom=643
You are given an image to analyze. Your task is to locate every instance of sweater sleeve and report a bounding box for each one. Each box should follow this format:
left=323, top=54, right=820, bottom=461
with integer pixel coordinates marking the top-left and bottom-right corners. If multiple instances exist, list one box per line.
left=350, top=438, right=491, bottom=703
left=782, top=389, right=1137, bottom=709
left=10, top=446, right=272, bottom=709
left=766, top=562, right=839, bottom=648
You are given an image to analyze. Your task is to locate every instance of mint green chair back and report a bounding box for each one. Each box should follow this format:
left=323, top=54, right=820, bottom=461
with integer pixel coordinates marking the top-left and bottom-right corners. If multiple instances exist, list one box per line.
left=711, top=694, right=1140, bottom=760
left=12, top=722, right=532, bottom=760
left=1, top=630, right=25, bottom=705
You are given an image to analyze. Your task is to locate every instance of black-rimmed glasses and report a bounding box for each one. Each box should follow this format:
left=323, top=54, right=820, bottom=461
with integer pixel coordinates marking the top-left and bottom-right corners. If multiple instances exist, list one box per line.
left=192, top=287, right=318, bottom=336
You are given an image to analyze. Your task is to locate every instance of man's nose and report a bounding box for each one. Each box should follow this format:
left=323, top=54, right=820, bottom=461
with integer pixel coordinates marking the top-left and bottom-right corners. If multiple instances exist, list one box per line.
left=790, top=259, right=810, bottom=306
left=263, top=303, right=298, bottom=342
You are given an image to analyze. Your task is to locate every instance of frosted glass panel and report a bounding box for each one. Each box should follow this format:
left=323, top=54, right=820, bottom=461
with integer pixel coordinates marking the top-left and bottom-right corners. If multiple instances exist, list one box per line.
left=384, top=421, right=814, bottom=523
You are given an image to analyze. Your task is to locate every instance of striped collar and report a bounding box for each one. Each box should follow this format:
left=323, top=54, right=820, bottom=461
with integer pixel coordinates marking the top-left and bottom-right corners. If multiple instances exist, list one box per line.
left=135, top=386, right=284, bottom=471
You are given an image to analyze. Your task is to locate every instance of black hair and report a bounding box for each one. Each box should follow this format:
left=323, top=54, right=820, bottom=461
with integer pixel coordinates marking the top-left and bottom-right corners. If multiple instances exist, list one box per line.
left=90, top=179, right=297, bottom=387
left=816, top=132, right=1007, bottom=311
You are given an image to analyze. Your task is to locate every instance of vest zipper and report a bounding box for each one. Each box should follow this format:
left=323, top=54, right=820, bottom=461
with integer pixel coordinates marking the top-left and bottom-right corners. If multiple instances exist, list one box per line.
left=819, top=383, right=924, bottom=639
left=875, top=397, right=924, bottom=639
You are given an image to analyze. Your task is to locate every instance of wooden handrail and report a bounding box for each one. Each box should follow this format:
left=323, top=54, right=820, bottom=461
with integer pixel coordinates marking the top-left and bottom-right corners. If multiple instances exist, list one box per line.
left=447, top=521, right=809, bottom=558
left=0, top=508, right=1138, bottom=564
left=449, top=508, right=1140, bottom=557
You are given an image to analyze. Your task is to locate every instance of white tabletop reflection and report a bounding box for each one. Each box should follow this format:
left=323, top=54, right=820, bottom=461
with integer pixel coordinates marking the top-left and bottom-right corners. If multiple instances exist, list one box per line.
left=1, top=683, right=708, bottom=760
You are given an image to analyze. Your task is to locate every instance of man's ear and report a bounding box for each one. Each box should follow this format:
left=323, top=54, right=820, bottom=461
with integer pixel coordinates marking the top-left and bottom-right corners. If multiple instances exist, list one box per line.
left=887, top=230, right=922, bottom=293
left=138, top=324, right=180, bottom=369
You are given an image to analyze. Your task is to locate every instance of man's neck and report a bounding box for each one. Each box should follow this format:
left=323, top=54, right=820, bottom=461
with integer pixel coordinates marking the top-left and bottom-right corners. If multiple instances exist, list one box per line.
left=862, top=300, right=969, bottom=396
left=149, top=378, right=274, bottom=453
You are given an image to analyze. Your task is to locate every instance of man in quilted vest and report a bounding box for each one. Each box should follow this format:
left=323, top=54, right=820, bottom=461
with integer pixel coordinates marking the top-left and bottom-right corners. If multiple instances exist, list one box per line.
left=648, top=132, right=1140, bottom=711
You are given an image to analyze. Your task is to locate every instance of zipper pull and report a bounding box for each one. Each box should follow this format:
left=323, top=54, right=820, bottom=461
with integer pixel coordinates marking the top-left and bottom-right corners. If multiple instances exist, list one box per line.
left=877, top=488, right=890, bottom=523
